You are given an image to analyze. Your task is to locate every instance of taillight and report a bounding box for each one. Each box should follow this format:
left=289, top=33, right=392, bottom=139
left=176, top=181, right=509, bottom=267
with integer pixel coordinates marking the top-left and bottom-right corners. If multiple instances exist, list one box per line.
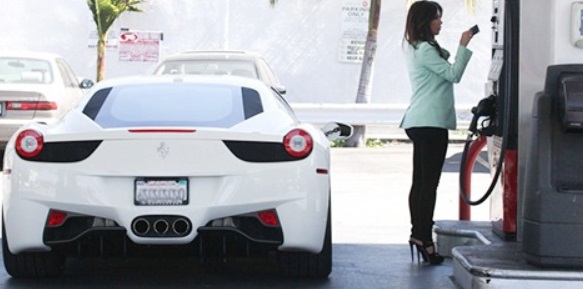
left=15, top=129, right=44, bottom=159
left=283, top=129, right=313, bottom=158
left=6, top=101, right=58, bottom=111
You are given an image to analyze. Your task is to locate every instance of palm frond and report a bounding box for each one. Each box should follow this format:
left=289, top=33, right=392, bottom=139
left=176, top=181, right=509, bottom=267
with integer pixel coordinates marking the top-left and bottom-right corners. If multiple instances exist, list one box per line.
left=87, top=0, right=146, bottom=34
left=464, top=0, right=477, bottom=15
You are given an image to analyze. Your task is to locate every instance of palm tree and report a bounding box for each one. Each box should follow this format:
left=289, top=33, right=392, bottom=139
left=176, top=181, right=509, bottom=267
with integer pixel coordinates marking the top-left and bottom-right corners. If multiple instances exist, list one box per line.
left=87, top=0, right=146, bottom=82
left=345, top=0, right=382, bottom=147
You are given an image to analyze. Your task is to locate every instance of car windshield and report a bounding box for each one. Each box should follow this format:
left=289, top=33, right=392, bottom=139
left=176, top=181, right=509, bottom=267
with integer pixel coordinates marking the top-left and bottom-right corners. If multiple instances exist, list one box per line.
left=0, top=57, right=53, bottom=84
left=84, top=83, right=264, bottom=128
left=155, top=60, right=258, bottom=79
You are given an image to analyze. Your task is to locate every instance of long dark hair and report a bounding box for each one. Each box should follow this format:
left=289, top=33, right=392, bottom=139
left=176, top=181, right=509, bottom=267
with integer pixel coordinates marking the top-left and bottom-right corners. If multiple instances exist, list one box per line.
left=403, top=1, right=446, bottom=59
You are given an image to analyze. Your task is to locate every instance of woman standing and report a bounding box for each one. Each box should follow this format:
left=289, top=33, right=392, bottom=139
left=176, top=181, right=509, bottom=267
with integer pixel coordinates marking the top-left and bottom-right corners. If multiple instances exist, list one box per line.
left=400, top=0, right=474, bottom=265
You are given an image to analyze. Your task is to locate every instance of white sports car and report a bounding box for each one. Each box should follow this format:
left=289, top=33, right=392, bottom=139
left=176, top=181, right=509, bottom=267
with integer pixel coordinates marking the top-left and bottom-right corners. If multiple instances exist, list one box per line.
left=1, top=75, right=351, bottom=279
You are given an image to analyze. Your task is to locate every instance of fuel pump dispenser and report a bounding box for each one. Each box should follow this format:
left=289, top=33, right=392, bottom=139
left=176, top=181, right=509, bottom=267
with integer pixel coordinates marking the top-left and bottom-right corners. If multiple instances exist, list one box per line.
left=447, top=1, right=583, bottom=287
left=459, top=0, right=519, bottom=241
left=522, top=64, right=583, bottom=268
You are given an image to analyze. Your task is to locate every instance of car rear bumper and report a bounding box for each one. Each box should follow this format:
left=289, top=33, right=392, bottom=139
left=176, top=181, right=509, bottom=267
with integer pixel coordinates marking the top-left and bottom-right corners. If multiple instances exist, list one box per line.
left=2, top=162, right=330, bottom=255
left=0, top=124, right=22, bottom=147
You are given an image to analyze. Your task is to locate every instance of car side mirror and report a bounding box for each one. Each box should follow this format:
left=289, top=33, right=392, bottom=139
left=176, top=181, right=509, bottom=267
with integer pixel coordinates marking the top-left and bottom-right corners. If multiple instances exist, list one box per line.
left=321, top=122, right=353, bottom=141
left=79, top=78, right=95, bottom=89
left=273, top=84, right=287, bottom=95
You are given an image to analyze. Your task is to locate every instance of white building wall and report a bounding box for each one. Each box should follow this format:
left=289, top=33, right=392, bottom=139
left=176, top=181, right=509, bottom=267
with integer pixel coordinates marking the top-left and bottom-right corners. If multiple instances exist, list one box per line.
left=0, top=0, right=492, bottom=121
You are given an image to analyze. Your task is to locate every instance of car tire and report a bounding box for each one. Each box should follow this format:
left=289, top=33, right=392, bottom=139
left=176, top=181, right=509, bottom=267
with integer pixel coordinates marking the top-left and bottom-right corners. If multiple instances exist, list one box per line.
left=2, top=219, right=66, bottom=278
left=278, top=203, right=332, bottom=279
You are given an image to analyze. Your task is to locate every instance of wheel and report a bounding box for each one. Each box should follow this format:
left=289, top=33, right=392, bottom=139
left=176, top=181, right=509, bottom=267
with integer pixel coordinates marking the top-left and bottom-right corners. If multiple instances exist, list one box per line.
left=2, top=219, right=66, bottom=278
left=278, top=204, right=332, bottom=278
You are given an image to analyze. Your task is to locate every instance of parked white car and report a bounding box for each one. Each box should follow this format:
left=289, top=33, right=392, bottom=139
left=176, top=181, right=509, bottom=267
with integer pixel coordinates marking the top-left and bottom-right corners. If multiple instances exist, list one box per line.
left=2, top=74, right=351, bottom=279
left=0, top=51, right=94, bottom=163
left=153, top=50, right=287, bottom=95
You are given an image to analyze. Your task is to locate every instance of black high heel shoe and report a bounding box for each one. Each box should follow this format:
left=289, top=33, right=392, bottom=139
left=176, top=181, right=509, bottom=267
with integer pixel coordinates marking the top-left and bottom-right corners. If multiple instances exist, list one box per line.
left=408, top=239, right=422, bottom=263
left=408, top=237, right=444, bottom=265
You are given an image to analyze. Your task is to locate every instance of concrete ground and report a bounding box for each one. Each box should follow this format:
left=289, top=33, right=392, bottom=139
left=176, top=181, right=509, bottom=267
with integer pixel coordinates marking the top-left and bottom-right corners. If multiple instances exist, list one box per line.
left=331, top=142, right=491, bottom=246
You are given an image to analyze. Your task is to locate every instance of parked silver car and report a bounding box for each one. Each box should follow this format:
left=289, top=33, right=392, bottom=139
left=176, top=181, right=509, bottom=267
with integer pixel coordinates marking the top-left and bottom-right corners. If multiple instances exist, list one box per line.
left=0, top=51, right=94, bottom=159
left=153, top=50, right=286, bottom=94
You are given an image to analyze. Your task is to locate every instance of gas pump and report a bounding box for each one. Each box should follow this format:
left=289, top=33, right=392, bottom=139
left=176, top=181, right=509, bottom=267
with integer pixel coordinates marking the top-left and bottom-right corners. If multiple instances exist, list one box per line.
left=522, top=64, right=583, bottom=268
left=459, top=0, right=519, bottom=241
left=447, top=1, right=583, bottom=287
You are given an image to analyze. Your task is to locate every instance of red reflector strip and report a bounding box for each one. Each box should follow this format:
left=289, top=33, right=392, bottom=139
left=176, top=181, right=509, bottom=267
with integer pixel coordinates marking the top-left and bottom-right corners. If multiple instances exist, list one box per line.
left=257, top=210, right=279, bottom=227
left=47, top=210, right=67, bottom=227
left=7, top=101, right=58, bottom=110
left=128, top=129, right=197, bottom=133
left=316, top=168, right=328, bottom=174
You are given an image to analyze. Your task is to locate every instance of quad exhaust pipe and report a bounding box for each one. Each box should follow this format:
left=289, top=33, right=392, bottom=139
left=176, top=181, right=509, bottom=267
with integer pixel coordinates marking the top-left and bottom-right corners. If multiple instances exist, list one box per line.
left=131, top=216, right=191, bottom=237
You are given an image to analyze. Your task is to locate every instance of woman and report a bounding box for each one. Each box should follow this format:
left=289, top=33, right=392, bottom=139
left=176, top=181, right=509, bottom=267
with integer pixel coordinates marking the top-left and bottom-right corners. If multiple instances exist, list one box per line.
left=400, top=0, right=474, bottom=265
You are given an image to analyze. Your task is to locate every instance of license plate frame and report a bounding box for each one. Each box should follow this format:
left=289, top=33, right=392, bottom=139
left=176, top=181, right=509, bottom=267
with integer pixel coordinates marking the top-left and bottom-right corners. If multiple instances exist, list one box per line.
left=134, top=177, right=189, bottom=206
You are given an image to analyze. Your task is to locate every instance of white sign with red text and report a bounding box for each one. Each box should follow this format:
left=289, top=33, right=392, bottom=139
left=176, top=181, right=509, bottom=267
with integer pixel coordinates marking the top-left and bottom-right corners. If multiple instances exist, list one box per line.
left=118, top=30, right=162, bottom=62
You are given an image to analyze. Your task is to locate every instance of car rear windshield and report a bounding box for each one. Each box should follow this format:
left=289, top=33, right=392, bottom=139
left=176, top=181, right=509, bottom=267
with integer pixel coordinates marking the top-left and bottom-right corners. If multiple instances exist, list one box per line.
left=83, top=83, right=263, bottom=128
left=0, top=58, right=53, bottom=84
left=156, top=60, right=258, bottom=79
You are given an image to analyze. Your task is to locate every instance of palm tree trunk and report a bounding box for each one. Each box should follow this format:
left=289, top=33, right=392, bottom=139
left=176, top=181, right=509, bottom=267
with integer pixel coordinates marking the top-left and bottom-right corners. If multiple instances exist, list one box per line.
left=96, top=34, right=107, bottom=82
left=345, top=0, right=381, bottom=147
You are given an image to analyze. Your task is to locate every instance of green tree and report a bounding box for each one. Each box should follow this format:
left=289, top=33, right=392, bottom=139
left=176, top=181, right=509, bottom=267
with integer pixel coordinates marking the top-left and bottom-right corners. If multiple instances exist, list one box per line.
left=87, top=0, right=146, bottom=82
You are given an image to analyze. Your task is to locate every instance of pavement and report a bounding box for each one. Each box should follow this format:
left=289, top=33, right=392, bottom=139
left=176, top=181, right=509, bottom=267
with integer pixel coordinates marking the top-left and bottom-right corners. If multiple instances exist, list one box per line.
left=330, top=142, right=491, bottom=245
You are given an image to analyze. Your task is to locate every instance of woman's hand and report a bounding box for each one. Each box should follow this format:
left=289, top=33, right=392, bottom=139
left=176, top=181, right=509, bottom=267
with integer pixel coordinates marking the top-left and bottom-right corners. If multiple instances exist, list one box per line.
left=460, top=30, right=474, bottom=47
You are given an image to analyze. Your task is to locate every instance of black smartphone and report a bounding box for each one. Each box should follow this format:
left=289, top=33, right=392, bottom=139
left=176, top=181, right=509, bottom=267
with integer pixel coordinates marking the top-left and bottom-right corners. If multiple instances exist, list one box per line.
left=470, top=24, right=480, bottom=35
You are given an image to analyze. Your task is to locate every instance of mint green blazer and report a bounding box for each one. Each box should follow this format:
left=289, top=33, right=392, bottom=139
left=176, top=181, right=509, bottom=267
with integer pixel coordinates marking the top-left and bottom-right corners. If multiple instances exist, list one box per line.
left=399, top=41, right=473, bottom=130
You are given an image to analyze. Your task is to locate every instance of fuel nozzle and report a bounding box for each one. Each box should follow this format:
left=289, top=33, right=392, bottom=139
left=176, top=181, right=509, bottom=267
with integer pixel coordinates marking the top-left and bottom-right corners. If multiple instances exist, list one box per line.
left=469, top=95, right=497, bottom=136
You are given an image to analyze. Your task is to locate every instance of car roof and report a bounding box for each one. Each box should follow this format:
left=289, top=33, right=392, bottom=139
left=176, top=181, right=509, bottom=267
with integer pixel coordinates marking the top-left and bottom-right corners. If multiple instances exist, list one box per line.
left=0, top=51, right=61, bottom=60
left=91, top=74, right=270, bottom=90
left=161, top=50, right=264, bottom=62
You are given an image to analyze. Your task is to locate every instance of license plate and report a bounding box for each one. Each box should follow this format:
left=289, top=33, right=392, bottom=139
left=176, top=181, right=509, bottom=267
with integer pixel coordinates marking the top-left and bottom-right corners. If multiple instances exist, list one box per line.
left=134, top=178, right=189, bottom=206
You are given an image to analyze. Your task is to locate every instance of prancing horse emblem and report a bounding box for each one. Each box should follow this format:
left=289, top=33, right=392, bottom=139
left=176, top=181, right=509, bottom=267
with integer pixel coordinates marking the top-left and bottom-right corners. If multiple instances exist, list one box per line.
left=157, top=142, right=169, bottom=159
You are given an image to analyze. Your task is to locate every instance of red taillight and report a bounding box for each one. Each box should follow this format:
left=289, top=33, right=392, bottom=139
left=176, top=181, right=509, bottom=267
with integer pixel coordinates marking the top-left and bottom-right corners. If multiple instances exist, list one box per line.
left=257, top=210, right=279, bottom=227
left=6, top=101, right=58, bottom=111
left=15, top=129, right=44, bottom=159
left=47, top=210, right=67, bottom=227
left=283, top=129, right=313, bottom=158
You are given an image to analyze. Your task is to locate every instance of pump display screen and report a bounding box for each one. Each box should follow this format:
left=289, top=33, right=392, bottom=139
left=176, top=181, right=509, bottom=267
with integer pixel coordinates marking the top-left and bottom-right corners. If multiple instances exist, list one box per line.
left=559, top=75, right=583, bottom=130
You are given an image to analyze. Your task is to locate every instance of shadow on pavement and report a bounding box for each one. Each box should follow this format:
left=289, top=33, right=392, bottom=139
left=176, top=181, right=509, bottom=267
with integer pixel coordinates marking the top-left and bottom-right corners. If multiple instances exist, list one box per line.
left=443, top=151, right=489, bottom=173
left=1, top=244, right=457, bottom=289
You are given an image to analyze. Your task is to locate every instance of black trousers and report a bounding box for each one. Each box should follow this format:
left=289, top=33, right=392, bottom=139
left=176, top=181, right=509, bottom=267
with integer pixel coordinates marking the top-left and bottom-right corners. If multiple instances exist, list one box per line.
left=405, top=127, right=448, bottom=242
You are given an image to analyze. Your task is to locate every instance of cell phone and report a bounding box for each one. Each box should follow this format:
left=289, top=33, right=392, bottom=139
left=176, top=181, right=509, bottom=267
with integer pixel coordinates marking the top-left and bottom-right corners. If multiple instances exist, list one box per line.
left=470, top=24, right=480, bottom=35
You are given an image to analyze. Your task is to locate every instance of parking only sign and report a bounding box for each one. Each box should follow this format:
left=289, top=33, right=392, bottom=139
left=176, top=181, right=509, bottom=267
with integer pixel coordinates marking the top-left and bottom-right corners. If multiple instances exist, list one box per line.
left=339, top=0, right=370, bottom=63
left=118, top=30, right=162, bottom=62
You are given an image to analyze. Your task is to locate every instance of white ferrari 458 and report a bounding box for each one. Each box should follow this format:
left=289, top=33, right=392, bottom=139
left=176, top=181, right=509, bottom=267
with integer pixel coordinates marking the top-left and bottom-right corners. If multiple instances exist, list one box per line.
left=2, top=75, right=352, bottom=279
